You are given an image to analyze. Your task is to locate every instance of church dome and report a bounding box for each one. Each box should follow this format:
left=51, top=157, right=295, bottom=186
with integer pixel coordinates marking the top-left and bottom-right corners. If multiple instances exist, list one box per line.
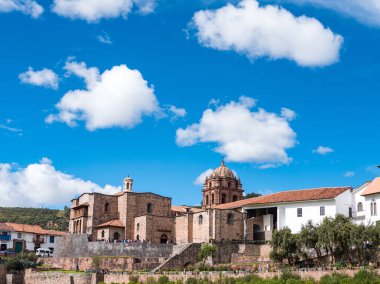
left=210, top=161, right=235, bottom=179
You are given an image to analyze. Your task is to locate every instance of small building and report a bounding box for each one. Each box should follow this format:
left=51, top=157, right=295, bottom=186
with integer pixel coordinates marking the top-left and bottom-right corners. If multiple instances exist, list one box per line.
left=0, top=222, right=66, bottom=253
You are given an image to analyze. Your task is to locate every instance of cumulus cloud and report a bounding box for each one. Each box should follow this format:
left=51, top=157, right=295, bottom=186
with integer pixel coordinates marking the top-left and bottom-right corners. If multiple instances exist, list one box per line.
left=176, top=96, right=297, bottom=166
left=194, top=168, right=213, bottom=185
left=284, top=0, right=380, bottom=27
left=190, top=0, right=343, bottom=67
left=51, top=0, right=156, bottom=23
left=19, top=67, right=59, bottom=90
left=0, top=158, right=120, bottom=207
left=313, top=146, right=334, bottom=155
left=165, top=105, right=187, bottom=121
left=47, top=59, right=160, bottom=130
left=344, top=171, right=355, bottom=177
left=0, top=0, right=43, bottom=18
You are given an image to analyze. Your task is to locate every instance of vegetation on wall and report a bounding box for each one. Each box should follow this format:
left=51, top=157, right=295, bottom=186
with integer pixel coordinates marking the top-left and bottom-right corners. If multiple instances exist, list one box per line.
left=0, top=206, right=70, bottom=231
left=270, top=214, right=380, bottom=267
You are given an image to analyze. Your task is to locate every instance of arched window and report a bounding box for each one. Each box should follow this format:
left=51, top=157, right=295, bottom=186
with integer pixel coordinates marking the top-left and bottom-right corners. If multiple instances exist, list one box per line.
left=126, top=183, right=129, bottom=190
left=209, top=182, right=212, bottom=188
left=371, top=200, right=377, bottom=216
left=233, top=195, right=238, bottom=202
left=227, top=213, right=234, bottom=224
left=101, top=230, right=105, bottom=238
left=147, top=203, right=152, bottom=214
left=136, top=234, right=140, bottom=241
left=206, top=195, right=209, bottom=205
left=221, top=194, right=226, bottom=204
left=136, top=223, right=140, bottom=232
left=228, top=182, right=231, bottom=188
left=211, top=194, right=214, bottom=204
left=198, top=215, right=203, bottom=225
left=105, top=203, right=109, bottom=212
left=357, top=202, right=363, bottom=212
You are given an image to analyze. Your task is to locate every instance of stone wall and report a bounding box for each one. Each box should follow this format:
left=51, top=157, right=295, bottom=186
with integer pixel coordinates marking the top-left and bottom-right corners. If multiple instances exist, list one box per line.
left=40, top=256, right=161, bottom=272
left=24, top=269, right=98, bottom=284
left=214, top=210, right=244, bottom=242
left=0, top=265, right=5, bottom=284
left=175, top=215, right=190, bottom=244
left=55, top=234, right=173, bottom=258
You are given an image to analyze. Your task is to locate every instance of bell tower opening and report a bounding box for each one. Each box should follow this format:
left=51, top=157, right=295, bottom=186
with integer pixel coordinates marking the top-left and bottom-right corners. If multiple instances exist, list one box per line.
left=123, top=176, right=133, bottom=192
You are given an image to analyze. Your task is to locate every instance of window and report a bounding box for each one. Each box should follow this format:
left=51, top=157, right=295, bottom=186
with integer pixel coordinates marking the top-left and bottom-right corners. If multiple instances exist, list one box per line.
left=147, top=203, right=152, bottom=214
left=357, top=202, right=363, bottom=212
left=17, top=233, right=22, bottom=239
left=227, top=213, right=234, bottom=224
left=206, top=195, right=209, bottom=205
left=101, top=230, right=105, bottom=238
left=126, top=183, right=129, bottom=190
left=320, top=206, right=325, bottom=216
left=211, top=194, right=214, bottom=204
left=371, top=200, right=377, bottom=216
left=233, top=195, right=238, bottom=202
left=49, top=236, right=55, bottom=243
left=297, top=208, right=302, bottom=217
left=221, top=194, right=226, bottom=204
left=136, top=223, right=140, bottom=232
left=198, top=215, right=203, bottom=225
left=228, top=182, right=231, bottom=188
left=104, top=203, right=109, bottom=212
left=349, top=207, right=353, bottom=218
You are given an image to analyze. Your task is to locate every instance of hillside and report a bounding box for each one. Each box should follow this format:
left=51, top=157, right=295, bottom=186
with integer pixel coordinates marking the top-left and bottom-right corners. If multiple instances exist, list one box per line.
left=0, top=207, right=70, bottom=232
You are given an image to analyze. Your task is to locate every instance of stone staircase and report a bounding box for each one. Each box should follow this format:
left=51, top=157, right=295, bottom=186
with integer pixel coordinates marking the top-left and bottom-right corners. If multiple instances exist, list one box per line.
left=151, top=243, right=201, bottom=272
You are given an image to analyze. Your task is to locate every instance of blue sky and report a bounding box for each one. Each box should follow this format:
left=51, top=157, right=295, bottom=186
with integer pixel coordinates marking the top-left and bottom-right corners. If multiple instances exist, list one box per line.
left=0, top=0, right=379, bottom=208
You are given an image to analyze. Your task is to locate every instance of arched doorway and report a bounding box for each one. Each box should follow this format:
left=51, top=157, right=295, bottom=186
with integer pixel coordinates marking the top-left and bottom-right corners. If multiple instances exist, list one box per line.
left=160, top=234, right=168, bottom=244
left=113, top=232, right=120, bottom=241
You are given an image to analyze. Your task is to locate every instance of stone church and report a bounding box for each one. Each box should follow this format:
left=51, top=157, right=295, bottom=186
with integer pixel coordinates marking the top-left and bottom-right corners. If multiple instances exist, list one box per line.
left=69, top=161, right=246, bottom=244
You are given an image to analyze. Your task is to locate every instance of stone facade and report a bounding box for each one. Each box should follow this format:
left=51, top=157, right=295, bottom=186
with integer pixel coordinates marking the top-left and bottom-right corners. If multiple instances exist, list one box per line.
left=69, top=162, right=248, bottom=245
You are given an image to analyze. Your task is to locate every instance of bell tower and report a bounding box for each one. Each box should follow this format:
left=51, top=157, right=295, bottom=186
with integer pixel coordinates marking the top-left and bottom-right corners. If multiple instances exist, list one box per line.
left=202, top=161, right=243, bottom=208
left=123, top=176, right=133, bottom=192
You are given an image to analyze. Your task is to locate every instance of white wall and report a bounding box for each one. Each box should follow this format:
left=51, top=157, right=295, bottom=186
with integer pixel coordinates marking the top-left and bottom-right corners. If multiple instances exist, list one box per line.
left=279, top=200, right=336, bottom=233
left=3, top=231, right=62, bottom=253
left=364, top=193, right=380, bottom=225
left=335, top=190, right=353, bottom=216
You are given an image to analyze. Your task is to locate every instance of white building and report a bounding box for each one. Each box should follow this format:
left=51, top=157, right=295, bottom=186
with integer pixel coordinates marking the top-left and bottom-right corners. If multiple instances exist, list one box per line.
left=0, top=223, right=66, bottom=254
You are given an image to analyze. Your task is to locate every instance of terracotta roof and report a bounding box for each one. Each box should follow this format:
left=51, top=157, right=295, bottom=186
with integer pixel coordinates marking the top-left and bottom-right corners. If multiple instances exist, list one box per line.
left=0, top=222, right=66, bottom=236
left=96, top=219, right=124, bottom=228
left=215, top=187, right=351, bottom=209
left=72, top=202, right=89, bottom=209
left=171, top=206, right=203, bottom=213
left=361, top=177, right=380, bottom=196
left=0, top=223, right=13, bottom=231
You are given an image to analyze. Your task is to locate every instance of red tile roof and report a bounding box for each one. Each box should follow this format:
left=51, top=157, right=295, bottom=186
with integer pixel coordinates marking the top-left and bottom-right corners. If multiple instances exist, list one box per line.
left=96, top=219, right=124, bottom=228
left=0, top=222, right=66, bottom=236
left=215, top=187, right=351, bottom=209
left=171, top=205, right=203, bottom=213
left=361, top=177, right=380, bottom=196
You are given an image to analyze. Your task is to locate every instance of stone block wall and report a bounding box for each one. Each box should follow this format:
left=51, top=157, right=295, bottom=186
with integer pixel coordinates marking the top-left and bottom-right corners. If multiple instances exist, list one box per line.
left=24, top=269, right=96, bottom=284
left=214, top=210, right=244, bottom=242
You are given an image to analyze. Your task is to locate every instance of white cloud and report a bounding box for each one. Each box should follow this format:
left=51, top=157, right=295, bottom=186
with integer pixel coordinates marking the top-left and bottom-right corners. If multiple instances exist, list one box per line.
left=0, top=0, right=43, bottom=18
left=47, top=60, right=160, bottom=130
left=284, top=0, right=380, bottom=27
left=19, top=67, right=59, bottom=90
left=313, top=146, right=334, bottom=155
left=191, top=0, right=343, bottom=67
left=0, top=123, right=23, bottom=136
left=51, top=0, right=155, bottom=23
left=176, top=96, right=297, bottom=166
left=165, top=105, right=187, bottom=121
left=97, top=32, right=112, bottom=45
left=194, top=168, right=213, bottom=185
left=344, top=171, right=355, bottom=177
left=0, top=158, right=120, bottom=207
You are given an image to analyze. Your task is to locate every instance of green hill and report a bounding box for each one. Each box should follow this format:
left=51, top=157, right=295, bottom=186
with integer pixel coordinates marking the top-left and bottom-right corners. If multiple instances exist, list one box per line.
left=0, top=207, right=70, bottom=232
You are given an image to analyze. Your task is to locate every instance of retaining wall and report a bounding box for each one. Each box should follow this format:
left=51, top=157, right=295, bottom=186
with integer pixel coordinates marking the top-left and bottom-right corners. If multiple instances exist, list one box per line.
left=55, top=234, right=173, bottom=258
left=24, top=269, right=101, bottom=284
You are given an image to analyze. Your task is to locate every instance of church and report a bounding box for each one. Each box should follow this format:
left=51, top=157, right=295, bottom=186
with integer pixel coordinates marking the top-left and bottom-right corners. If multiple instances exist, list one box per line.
left=69, top=161, right=380, bottom=244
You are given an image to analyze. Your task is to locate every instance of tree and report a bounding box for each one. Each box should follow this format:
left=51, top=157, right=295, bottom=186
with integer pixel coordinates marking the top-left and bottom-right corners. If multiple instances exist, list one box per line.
left=243, top=192, right=262, bottom=199
left=270, top=227, right=300, bottom=266
left=299, top=220, right=323, bottom=265
left=198, top=244, right=216, bottom=264
left=317, top=217, right=336, bottom=264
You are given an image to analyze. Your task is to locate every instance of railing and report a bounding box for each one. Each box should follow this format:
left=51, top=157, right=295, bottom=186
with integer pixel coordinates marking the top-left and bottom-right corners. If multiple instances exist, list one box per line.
left=0, top=235, right=11, bottom=241
left=72, top=209, right=88, bottom=219
left=33, top=237, right=44, bottom=243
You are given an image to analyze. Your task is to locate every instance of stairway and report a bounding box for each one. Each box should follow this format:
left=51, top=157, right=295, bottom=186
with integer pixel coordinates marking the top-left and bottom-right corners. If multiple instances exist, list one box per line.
left=151, top=243, right=196, bottom=272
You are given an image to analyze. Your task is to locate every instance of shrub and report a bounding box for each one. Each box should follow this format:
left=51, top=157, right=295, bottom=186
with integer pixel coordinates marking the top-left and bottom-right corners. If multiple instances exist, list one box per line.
left=129, top=275, right=140, bottom=284
left=353, top=269, right=380, bottom=284
left=157, top=275, right=169, bottom=284
left=146, top=277, right=157, bottom=284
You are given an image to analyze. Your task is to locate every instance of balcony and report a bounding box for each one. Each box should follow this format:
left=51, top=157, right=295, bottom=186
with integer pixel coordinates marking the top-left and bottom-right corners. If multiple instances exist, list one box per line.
left=0, top=235, right=11, bottom=241
left=33, top=237, right=44, bottom=244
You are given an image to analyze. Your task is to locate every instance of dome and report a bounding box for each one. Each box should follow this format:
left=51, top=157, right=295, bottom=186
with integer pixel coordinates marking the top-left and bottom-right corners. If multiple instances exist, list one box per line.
left=210, top=161, right=235, bottom=179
